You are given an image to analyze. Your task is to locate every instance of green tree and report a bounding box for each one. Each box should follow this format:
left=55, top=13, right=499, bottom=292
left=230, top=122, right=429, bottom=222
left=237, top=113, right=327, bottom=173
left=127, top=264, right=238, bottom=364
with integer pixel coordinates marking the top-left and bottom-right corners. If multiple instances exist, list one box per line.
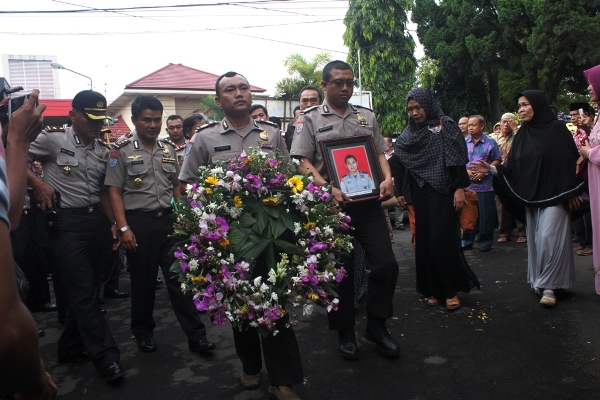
left=343, top=0, right=417, bottom=134
left=199, top=95, right=224, bottom=121
left=274, top=52, right=331, bottom=99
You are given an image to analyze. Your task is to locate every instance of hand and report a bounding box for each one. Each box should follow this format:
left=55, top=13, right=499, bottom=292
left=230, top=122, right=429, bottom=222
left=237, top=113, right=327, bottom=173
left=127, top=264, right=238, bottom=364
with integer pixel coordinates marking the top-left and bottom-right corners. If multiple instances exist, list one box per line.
left=120, top=229, right=137, bottom=253
left=396, top=196, right=406, bottom=208
left=8, top=89, right=46, bottom=144
left=379, top=177, right=393, bottom=200
left=15, top=371, right=58, bottom=400
left=454, top=188, right=466, bottom=212
left=110, top=224, right=121, bottom=251
left=568, top=196, right=582, bottom=210
left=580, top=140, right=591, bottom=159
left=33, top=181, right=56, bottom=211
left=469, top=160, right=491, bottom=175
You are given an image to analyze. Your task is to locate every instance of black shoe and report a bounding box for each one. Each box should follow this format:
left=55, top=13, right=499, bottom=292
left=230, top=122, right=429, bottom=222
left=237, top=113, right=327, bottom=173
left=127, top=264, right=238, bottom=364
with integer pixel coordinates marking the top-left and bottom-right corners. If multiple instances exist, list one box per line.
left=33, top=302, right=58, bottom=312
left=137, top=337, right=157, bottom=353
left=364, top=316, right=400, bottom=357
left=38, top=328, right=45, bottom=338
left=99, top=298, right=105, bottom=304
left=461, top=244, right=473, bottom=251
left=103, top=289, right=130, bottom=299
left=156, top=277, right=163, bottom=287
left=480, top=247, right=491, bottom=252
left=101, top=308, right=107, bottom=315
left=101, top=362, right=125, bottom=382
left=58, top=351, right=90, bottom=363
left=189, top=338, right=216, bottom=354
left=338, top=328, right=359, bottom=360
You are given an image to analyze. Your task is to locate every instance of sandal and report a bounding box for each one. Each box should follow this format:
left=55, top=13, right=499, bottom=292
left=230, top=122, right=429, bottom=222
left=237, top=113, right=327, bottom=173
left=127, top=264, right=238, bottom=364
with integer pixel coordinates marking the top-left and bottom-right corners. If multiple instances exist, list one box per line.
left=445, top=296, right=461, bottom=310
left=497, top=237, right=509, bottom=243
left=516, top=237, right=527, bottom=244
left=540, top=290, right=556, bottom=307
left=427, top=297, right=440, bottom=306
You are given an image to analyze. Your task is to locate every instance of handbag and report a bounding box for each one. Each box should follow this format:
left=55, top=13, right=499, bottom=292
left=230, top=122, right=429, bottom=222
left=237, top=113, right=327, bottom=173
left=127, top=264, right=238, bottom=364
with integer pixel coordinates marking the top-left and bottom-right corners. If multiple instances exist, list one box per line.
left=459, top=189, right=478, bottom=230
left=576, top=156, right=588, bottom=181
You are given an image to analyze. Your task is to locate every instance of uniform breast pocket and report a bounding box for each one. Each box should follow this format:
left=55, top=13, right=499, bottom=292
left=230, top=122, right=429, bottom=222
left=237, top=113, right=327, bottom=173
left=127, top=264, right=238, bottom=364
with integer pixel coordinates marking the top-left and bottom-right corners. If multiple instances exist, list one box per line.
left=354, top=126, right=374, bottom=136
left=162, top=162, right=177, bottom=182
left=56, top=156, right=79, bottom=177
left=126, top=164, right=150, bottom=190
left=315, top=130, right=341, bottom=144
left=210, top=151, right=238, bottom=164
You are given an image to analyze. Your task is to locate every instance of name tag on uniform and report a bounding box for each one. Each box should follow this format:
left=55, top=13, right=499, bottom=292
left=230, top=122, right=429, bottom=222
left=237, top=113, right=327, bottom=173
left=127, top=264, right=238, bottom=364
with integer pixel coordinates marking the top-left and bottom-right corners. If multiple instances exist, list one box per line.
left=131, top=160, right=144, bottom=165
left=318, top=125, right=333, bottom=132
left=60, top=148, right=75, bottom=156
left=214, top=145, right=231, bottom=152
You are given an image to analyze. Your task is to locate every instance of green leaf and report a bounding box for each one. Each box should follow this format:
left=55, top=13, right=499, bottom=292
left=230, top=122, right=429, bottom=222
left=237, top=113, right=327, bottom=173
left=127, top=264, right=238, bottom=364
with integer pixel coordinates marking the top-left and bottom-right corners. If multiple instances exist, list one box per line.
left=281, top=209, right=295, bottom=231
left=228, top=227, right=248, bottom=247
left=262, top=203, right=280, bottom=218
left=239, top=211, right=256, bottom=228
left=274, top=239, right=301, bottom=255
left=252, top=211, right=269, bottom=235
left=270, top=217, right=288, bottom=239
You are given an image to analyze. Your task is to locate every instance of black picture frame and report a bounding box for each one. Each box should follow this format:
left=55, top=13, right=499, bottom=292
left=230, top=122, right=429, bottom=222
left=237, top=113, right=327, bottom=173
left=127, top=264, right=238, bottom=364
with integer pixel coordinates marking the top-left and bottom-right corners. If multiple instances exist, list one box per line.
left=319, top=135, right=383, bottom=202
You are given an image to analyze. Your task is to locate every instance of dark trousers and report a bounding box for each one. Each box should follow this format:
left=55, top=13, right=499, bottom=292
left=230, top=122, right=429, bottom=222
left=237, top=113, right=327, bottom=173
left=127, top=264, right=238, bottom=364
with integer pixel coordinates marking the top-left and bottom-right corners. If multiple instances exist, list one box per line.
left=327, top=202, right=399, bottom=330
left=53, top=211, right=120, bottom=370
left=463, top=191, right=496, bottom=249
left=102, top=216, right=120, bottom=294
left=232, top=321, right=303, bottom=386
left=126, top=210, right=207, bottom=342
left=573, top=209, right=593, bottom=248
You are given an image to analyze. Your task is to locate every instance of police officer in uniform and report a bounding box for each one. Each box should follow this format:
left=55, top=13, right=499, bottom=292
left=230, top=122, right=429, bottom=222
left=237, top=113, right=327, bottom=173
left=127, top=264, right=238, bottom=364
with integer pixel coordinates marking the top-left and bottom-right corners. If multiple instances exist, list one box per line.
left=339, top=154, right=375, bottom=193
left=165, top=114, right=188, bottom=165
left=179, top=72, right=303, bottom=400
left=28, top=90, right=124, bottom=381
left=105, top=96, right=215, bottom=356
left=290, top=60, right=400, bottom=360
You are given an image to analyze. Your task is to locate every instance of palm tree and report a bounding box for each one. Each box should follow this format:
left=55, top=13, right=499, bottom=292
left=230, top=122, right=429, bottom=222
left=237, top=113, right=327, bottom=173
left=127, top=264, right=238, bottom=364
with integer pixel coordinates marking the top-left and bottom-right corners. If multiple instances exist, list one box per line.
left=275, top=52, right=331, bottom=99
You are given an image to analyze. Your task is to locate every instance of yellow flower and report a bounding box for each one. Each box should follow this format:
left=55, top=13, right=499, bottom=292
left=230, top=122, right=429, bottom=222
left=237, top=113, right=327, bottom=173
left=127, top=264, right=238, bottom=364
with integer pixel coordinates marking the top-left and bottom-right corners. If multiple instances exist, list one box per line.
left=205, top=176, right=219, bottom=185
left=262, top=198, right=279, bottom=206
left=303, top=222, right=316, bottom=230
left=234, top=196, right=243, bottom=208
left=288, top=176, right=304, bottom=193
left=239, top=304, right=248, bottom=315
left=219, top=238, right=230, bottom=247
left=205, top=187, right=213, bottom=194
left=307, top=292, right=319, bottom=300
left=191, top=275, right=207, bottom=283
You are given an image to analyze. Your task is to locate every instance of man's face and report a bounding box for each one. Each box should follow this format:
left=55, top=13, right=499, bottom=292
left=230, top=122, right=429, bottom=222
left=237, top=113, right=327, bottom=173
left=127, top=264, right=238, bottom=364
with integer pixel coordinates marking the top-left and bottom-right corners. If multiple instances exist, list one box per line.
left=166, top=118, right=184, bottom=142
left=458, top=117, right=469, bottom=134
left=293, top=108, right=301, bottom=121
left=501, top=118, right=514, bottom=134
left=131, top=108, right=163, bottom=143
left=468, top=117, right=484, bottom=137
left=70, top=109, right=104, bottom=142
left=345, top=157, right=358, bottom=174
left=250, top=108, right=268, bottom=121
left=407, top=99, right=426, bottom=124
left=299, top=89, right=320, bottom=111
left=322, top=68, right=354, bottom=109
left=216, top=74, right=252, bottom=115
left=569, top=111, right=580, bottom=127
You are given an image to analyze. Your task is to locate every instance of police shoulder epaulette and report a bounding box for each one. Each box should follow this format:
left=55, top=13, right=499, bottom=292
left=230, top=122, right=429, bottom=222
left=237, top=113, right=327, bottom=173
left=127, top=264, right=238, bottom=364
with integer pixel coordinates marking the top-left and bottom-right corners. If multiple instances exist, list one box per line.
left=256, top=119, right=278, bottom=127
left=197, top=121, right=219, bottom=132
left=44, top=126, right=65, bottom=133
left=352, top=104, right=373, bottom=112
left=112, top=139, right=130, bottom=149
left=160, top=137, right=176, bottom=148
left=98, top=140, right=112, bottom=149
left=302, top=105, right=319, bottom=114
left=126, top=132, right=133, bottom=138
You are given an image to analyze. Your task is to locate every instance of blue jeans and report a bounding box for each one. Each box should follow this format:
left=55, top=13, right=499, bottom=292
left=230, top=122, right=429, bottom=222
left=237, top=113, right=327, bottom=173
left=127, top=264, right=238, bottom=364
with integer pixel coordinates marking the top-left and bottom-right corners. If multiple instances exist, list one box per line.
left=462, top=191, right=496, bottom=250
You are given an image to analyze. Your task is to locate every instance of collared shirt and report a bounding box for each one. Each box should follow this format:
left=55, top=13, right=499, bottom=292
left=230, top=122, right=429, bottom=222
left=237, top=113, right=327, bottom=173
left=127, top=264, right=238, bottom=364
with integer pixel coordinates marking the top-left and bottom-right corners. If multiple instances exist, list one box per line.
left=179, top=117, right=288, bottom=182
left=28, top=126, right=109, bottom=208
left=104, top=132, right=180, bottom=211
left=340, top=171, right=375, bottom=193
left=465, top=135, right=501, bottom=192
left=290, top=102, right=387, bottom=181
left=171, top=138, right=189, bottom=165
left=492, top=130, right=516, bottom=164
left=572, top=127, right=588, bottom=151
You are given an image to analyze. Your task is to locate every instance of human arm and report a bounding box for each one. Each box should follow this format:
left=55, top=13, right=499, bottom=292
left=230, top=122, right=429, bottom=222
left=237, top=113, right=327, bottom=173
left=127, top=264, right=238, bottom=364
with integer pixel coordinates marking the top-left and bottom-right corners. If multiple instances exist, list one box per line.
left=297, top=157, right=351, bottom=204
left=26, top=169, right=56, bottom=211
left=377, top=153, right=393, bottom=199
left=107, top=186, right=136, bottom=252
left=100, top=190, right=119, bottom=249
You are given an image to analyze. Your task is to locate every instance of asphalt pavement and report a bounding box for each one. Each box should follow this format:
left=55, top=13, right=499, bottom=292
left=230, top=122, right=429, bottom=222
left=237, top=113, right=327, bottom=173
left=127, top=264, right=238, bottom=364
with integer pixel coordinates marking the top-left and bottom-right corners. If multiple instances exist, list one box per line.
left=33, top=227, right=600, bottom=399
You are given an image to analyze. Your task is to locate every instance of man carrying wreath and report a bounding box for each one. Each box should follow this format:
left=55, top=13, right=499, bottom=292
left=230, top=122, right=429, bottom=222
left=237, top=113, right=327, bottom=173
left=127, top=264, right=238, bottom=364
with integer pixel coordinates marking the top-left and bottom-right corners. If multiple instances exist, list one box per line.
left=179, top=72, right=303, bottom=400
left=290, top=60, right=400, bottom=360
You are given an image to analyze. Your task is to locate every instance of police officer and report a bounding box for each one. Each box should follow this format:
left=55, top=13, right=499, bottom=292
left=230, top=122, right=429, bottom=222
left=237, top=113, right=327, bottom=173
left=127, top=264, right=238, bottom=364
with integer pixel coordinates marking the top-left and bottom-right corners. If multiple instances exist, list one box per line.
left=290, top=60, right=400, bottom=360
left=165, top=114, right=188, bottom=165
left=179, top=72, right=303, bottom=400
left=339, top=154, right=375, bottom=193
left=28, top=90, right=124, bottom=382
left=105, top=96, right=215, bottom=356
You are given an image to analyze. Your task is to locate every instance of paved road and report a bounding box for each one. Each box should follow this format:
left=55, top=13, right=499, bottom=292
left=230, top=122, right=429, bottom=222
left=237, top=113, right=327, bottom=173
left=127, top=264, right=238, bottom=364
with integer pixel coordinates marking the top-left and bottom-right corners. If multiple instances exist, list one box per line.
left=34, top=228, right=600, bottom=399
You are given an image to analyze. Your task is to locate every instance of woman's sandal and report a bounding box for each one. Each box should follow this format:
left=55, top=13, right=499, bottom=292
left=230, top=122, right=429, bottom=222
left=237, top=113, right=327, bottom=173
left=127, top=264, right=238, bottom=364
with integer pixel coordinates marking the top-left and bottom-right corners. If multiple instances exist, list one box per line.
left=446, top=296, right=461, bottom=310
left=497, top=237, right=509, bottom=243
left=540, top=290, right=556, bottom=307
left=516, top=237, right=527, bottom=244
left=427, top=297, right=440, bottom=306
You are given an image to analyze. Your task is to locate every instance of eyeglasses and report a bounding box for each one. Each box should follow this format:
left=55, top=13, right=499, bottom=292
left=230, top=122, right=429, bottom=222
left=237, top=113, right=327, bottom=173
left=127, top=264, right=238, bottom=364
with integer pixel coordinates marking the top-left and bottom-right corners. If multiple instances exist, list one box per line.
left=327, top=80, right=355, bottom=88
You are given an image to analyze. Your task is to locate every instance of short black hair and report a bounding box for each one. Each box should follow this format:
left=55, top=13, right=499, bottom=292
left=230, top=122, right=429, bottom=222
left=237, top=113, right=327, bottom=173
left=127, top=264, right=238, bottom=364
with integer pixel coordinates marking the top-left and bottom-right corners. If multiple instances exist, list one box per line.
left=183, top=113, right=208, bottom=137
left=131, top=96, right=163, bottom=118
left=298, top=85, right=323, bottom=103
left=344, top=154, right=357, bottom=163
left=215, top=71, right=248, bottom=97
left=269, top=116, right=281, bottom=129
left=293, top=105, right=301, bottom=114
left=166, top=114, right=183, bottom=123
left=249, top=104, right=268, bottom=117
left=322, top=60, right=352, bottom=83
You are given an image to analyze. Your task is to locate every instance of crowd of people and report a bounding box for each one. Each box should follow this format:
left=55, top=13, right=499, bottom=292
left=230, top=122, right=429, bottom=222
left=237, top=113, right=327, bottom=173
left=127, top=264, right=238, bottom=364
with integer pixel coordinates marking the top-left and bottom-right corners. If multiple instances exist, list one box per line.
left=1, top=59, right=600, bottom=400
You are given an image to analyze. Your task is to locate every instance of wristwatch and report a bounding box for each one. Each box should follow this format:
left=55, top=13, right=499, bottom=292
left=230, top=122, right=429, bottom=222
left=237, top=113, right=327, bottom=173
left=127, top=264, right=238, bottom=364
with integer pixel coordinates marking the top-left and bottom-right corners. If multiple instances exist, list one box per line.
left=117, top=225, right=130, bottom=236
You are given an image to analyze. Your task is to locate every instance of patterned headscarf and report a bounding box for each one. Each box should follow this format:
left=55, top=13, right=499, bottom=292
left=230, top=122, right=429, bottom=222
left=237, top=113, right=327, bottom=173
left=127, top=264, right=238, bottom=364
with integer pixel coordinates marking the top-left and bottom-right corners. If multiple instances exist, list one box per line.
left=394, top=88, right=468, bottom=194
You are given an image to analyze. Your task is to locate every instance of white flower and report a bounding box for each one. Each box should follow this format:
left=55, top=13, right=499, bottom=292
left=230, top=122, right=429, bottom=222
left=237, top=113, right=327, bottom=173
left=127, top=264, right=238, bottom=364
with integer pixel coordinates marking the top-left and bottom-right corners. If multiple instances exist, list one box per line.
left=323, top=226, right=333, bottom=236
left=210, top=166, right=224, bottom=176
left=271, top=292, right=278, bottom=301
left=267, top=269, right=277, bottom=284
left=303, top=304, right=314, bottom=316
left=253, top=276, right=262, bottom=287
left=188, top=259, right=198, bottom=271
left=259, top=283, right=269, bottom=293
left=249, top=321, right=259, bottom=328
left=293, top=222, right=301, bottom=235
left=181, top=283, right=188, bottom=292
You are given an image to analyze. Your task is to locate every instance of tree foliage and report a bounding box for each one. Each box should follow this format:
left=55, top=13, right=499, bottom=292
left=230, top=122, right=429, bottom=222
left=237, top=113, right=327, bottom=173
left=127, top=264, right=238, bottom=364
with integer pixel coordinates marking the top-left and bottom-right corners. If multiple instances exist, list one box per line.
left=412, top=0, right=600, bottom=122
left=274, top=52, right=331, bottom=99
left=343, top=0, right=417, bottom=134
left=200, top=95, right=224, bottom=121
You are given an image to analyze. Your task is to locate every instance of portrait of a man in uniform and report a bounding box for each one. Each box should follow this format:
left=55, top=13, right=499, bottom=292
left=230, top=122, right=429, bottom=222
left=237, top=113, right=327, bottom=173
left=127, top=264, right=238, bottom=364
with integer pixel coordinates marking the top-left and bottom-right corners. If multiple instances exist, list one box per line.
left=339, top=153, right=375, bottom=193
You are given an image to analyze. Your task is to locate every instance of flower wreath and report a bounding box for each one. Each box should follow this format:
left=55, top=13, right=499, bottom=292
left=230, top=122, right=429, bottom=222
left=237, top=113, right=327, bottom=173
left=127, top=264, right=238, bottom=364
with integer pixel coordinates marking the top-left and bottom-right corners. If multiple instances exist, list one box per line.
left=171, top=147, right=353, bottom=335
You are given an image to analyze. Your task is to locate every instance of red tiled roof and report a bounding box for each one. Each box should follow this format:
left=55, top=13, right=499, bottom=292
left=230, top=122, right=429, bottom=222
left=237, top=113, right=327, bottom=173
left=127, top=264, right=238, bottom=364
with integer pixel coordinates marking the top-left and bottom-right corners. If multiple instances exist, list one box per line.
left=41, top=99, right=72, bottom=117
left=125, top=63, right=266, bottom=92
left=105, top=115, right=130, bottom=141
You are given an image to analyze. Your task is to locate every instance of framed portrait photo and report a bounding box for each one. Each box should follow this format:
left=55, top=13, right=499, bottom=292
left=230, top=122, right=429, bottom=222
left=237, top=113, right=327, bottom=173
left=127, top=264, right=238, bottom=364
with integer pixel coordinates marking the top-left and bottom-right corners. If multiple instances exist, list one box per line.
left=319, top=135, right=383, bottom=202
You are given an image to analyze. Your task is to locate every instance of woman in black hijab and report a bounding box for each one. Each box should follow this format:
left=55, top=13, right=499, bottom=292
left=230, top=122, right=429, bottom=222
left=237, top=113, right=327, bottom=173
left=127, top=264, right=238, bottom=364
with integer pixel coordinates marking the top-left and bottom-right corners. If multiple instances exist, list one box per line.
left=394, top=88, right=480, bottom=310
left=471, top=90, right=584, bottom=307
